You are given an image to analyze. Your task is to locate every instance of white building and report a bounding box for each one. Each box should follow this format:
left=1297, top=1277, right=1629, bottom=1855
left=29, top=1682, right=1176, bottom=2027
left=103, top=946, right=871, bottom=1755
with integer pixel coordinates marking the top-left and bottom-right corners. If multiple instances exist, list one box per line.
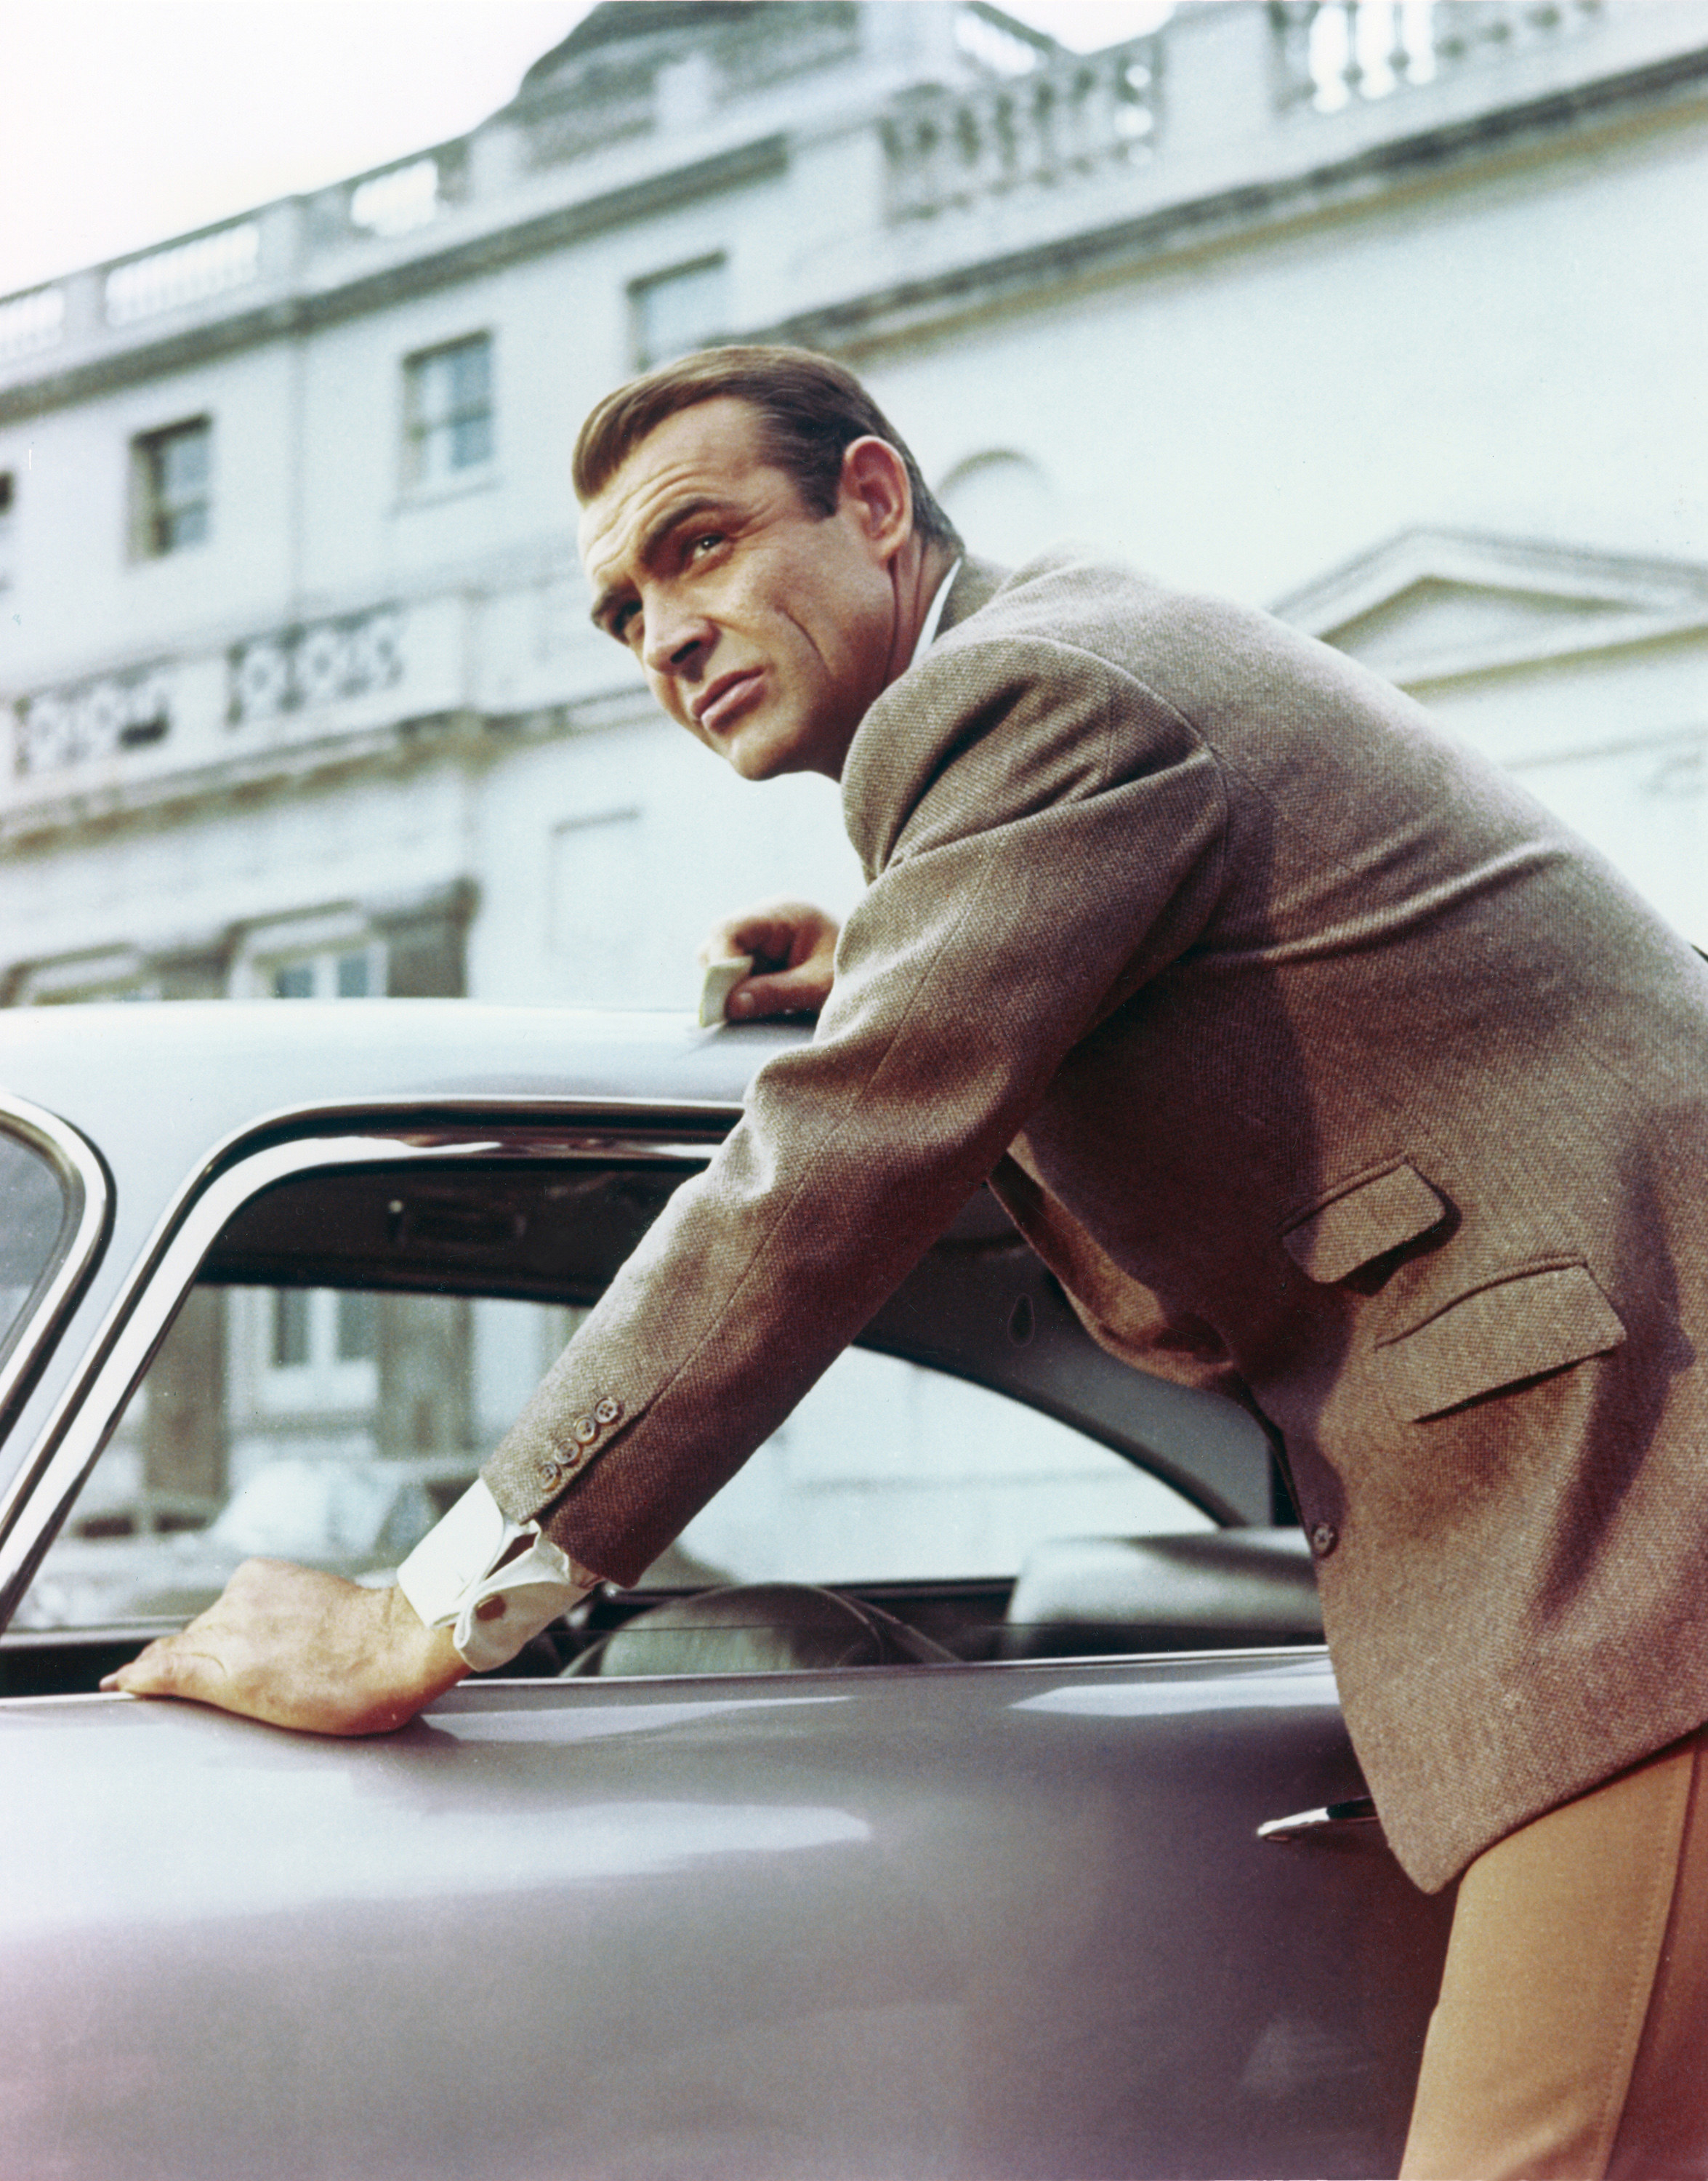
left=4, top=0, right=1706, bottom=1562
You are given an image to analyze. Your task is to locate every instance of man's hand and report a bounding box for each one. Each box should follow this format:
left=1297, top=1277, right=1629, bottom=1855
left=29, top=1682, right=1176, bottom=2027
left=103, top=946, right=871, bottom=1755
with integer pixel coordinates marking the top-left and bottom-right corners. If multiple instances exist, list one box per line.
left=100, top=1559, right=467, bottom=1735
left=698, top=899, right=840, bottom=1020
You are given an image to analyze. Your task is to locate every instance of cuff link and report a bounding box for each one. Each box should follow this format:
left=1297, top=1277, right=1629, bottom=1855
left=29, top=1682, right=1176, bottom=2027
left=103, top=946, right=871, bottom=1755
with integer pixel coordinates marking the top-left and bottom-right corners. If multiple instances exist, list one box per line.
left=1308, top=1522, right=1339, bottom=1559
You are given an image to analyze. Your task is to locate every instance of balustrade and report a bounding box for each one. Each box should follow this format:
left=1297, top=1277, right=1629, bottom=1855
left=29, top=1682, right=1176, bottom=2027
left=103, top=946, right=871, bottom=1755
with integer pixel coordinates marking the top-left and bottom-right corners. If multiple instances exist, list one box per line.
left=103, top=221, right=261, bottom=329
left=348, top=158, right=442, bottom=239
left=227, top=606, right=406, bottom=728
left=1271, top=0, right=1606, bottom=114
left=14, top=667, right=172, bottom=776
left=885, top=36, right=1161, bottom=221
left=0, top=287, right=66, bottom=364
left=7, top=603, right=409, bottom=782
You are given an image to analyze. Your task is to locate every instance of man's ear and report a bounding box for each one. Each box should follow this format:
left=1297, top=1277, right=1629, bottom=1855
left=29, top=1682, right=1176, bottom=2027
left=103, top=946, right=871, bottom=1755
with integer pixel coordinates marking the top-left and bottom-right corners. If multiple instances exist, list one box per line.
left=837, top=436, right=914, bottom=560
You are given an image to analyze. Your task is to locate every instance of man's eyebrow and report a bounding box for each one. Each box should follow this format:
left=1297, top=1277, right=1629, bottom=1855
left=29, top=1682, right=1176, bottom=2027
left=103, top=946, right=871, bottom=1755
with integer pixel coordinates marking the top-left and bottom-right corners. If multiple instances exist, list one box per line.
left=587, top=494, right=733, bottom=631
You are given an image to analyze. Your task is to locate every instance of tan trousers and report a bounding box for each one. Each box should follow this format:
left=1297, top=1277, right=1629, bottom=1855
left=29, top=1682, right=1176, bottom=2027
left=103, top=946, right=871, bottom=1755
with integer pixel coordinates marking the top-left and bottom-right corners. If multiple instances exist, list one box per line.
left=1401, top=1722, right=1708, bottom=2181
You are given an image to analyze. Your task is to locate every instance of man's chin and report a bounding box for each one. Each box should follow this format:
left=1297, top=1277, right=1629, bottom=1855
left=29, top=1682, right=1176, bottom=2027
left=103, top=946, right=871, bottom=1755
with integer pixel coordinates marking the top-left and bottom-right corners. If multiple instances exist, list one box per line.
left=715, top=723, right=807, bottom=782
left=723, top=740, right=795, bottom=783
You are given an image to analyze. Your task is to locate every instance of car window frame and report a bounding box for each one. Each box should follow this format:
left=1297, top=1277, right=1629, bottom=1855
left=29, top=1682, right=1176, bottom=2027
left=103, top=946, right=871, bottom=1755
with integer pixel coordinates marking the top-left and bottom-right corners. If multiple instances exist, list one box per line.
left=0, top=1099, right=729, bottom=1630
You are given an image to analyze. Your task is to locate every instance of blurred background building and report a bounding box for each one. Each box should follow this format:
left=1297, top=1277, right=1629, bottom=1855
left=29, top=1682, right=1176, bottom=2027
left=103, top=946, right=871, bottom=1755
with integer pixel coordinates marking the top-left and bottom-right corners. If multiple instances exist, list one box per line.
left=4, top=0, right=1707, bottom=1559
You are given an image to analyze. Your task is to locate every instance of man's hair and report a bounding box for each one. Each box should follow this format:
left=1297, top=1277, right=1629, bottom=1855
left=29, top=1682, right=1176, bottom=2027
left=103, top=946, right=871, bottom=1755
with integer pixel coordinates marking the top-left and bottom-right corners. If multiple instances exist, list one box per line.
left=573, top=345, right=963, bottom=551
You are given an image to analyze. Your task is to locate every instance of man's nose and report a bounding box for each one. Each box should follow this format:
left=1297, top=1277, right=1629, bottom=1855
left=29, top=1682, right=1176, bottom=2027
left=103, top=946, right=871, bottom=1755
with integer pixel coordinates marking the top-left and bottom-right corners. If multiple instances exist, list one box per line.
left=644, top=602, right=714, bottom=680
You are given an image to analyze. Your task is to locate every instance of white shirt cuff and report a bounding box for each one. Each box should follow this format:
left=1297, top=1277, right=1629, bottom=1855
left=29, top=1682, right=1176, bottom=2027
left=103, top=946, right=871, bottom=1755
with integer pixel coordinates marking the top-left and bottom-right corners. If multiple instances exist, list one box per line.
left=396, top=1478, right=599, bottom=1672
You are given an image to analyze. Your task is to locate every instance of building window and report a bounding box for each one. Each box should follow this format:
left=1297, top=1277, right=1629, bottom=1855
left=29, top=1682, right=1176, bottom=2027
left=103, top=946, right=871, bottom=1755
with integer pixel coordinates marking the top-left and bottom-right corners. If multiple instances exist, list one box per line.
left=403, top=334, right=492, bottom=489
left=630, top=257, right=728, bottom=371
left=0, top=470, right=13, bottom=589
left=270, top=1288, right=377, bottom=1371
left=267, top=942, right=384, bottom=1000
left=259, top=1285, right=379, bottom=1416
left=133, top=418, right=211, bottom=556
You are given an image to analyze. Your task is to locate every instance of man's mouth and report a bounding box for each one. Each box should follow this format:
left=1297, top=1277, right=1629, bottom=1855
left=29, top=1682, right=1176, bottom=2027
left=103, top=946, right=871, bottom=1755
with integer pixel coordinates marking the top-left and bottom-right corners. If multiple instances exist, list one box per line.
left=693, top=670, right=763, bottom=736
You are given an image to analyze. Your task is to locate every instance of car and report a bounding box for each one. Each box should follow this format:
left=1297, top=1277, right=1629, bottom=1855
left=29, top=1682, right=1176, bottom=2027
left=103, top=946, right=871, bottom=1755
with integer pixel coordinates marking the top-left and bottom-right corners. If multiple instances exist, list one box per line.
left=0, top=999, right=1453, bottom=2180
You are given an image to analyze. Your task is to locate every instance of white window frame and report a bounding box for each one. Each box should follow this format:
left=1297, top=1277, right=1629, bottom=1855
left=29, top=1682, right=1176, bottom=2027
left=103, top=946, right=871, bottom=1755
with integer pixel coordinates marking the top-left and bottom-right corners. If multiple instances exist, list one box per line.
left=132, top=416, right=212, bottom=559
left=254, top=1285, right=379, bottom=1418
left=400, top=332, right=494, bottom=494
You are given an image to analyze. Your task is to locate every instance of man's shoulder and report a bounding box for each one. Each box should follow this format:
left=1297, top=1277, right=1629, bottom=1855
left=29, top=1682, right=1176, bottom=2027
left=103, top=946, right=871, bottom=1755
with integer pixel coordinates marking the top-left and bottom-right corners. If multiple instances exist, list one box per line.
left=842, top=550, right=1235, bottom=874
left=948, top=546, right=1238, bottom=630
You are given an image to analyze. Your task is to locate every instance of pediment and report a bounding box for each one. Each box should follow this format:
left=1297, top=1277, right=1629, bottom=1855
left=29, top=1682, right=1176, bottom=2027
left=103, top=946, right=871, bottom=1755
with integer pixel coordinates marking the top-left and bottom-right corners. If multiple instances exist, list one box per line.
left=1275, top=530, right=1708, bottom=683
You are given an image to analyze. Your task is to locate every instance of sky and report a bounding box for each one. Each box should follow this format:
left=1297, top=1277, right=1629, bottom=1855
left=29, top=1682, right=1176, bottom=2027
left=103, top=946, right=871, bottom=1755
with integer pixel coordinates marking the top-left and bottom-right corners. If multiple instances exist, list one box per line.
left=1, top=0, right=1176, bottom=299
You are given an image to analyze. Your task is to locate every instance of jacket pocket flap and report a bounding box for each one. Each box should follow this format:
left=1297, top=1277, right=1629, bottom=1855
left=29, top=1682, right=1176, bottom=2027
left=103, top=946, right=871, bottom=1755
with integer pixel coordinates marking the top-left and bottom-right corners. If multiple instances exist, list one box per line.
left=1281, top=1162, right=1446, bottom=1284
left=1379, top=1264, right=1624, bottom=1422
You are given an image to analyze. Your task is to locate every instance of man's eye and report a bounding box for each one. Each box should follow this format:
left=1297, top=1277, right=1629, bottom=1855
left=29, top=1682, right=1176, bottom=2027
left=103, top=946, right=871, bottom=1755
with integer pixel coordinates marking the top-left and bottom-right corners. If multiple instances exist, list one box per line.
left=611, top=603, right=640, bottom=642
left=690, top=533, right=723, bottom=558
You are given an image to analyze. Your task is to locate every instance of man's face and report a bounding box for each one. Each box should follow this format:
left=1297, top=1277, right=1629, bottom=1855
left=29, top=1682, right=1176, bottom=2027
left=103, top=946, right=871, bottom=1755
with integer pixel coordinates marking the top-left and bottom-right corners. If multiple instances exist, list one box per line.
left=579, top=398, right=906, bottom=781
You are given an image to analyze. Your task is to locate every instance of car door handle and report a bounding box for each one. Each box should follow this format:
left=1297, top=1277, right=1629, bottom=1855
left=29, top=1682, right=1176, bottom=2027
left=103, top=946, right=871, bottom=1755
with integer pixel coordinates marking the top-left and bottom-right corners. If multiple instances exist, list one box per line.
left=1257, top=1795, right=1379, bottom=1844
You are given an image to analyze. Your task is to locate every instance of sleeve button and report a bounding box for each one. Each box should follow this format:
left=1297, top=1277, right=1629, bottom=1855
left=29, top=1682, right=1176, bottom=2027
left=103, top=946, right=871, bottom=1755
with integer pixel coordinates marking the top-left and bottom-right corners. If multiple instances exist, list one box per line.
left=595, top=1397, right=621, bottom=1425
left=573, top=1415, right=599, bottom=1445
left=536, top=1458, right=562, bottom=1489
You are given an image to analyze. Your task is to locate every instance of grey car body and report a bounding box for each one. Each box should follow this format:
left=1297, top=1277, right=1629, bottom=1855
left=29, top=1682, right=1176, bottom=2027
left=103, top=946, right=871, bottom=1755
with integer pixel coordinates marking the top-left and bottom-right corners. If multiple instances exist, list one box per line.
left=0, top=1001, right=1452, bottom=2180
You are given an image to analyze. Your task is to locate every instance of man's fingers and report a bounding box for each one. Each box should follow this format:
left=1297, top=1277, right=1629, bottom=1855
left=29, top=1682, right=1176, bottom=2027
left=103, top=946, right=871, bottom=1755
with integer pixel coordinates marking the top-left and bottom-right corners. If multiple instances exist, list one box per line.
left=699, top=915, right=795, bottom=973
left=727, top=965, right=833, bottom=1019
left=697, top=901, right=839, bottom=974
left=102, top=1634, right=227, bottom=1702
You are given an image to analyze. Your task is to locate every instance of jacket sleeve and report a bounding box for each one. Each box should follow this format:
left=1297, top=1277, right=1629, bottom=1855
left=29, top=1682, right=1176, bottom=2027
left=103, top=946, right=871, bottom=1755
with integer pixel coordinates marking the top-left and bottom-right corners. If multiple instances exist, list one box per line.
left=482, top=632, right=1229, bottom=1585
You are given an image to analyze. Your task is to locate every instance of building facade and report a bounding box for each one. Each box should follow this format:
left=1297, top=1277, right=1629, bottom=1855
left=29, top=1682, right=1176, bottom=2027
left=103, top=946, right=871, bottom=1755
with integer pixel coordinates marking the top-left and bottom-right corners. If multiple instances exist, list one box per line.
left=4, top=0, right=1706, bottom=1559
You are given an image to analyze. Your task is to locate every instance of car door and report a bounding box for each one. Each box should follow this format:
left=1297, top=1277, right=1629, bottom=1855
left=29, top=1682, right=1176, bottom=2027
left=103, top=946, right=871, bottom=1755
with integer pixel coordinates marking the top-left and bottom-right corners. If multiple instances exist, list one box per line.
left=0, top=1109, right=1453, bottom=2180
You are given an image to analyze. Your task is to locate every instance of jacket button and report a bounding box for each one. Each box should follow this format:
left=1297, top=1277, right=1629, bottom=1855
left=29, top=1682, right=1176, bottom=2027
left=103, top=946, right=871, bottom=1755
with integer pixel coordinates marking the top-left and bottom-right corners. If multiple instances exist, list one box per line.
left=573, top=1415, right=599, bottom=1445
left=1309, top=1522, right=1339, bottom=1559
left=595, top=1397, right=621, bottom=1426
left=536, top=1458, right=562, bottom=1489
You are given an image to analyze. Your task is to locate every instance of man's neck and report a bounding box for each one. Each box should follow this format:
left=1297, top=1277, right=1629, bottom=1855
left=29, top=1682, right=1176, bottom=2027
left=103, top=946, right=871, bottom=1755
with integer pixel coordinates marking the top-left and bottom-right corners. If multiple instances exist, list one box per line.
left=887, top=538, right=959, bottom=686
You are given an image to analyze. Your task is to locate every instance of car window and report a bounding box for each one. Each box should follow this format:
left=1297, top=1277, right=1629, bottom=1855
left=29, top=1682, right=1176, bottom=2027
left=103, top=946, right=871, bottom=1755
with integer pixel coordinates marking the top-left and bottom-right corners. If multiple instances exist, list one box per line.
left=18, top=1278, right=1208, bottom=1630
left=0, top=1120, right=79, bottom=1365
left=665, top=1345, right=1209, bottom=1587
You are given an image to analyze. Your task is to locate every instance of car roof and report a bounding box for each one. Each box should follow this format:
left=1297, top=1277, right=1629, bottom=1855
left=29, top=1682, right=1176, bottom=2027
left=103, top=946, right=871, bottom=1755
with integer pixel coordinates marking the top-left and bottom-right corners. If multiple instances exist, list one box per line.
left=0, top=1000, right=807, bottom=1178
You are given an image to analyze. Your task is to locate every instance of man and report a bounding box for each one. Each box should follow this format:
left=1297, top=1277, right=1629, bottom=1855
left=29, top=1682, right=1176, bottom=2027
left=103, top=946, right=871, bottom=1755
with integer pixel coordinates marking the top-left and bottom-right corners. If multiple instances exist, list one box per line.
left=111, top=348, right=1708, bottom=2174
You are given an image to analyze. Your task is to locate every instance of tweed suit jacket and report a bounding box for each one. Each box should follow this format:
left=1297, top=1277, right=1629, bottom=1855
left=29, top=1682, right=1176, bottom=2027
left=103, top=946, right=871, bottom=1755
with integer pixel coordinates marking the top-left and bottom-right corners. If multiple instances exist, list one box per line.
left=486, top=550, right=1708, bottom=1893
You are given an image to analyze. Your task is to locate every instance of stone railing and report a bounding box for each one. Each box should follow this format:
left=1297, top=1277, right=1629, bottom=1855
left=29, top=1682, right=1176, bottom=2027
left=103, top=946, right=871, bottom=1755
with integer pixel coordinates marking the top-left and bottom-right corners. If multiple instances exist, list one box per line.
left=1270, top=0, right=1606, bottom=114
left=309, top=142, right=469, bottom=247
left=12, top=664, right=174, bottom=777
left=0, top=140, right=467, bottom=371
left=7, top=603, right=408, bottom=779
left=102, top=220, right=262, bottom=329
left=884, top=34, right=1163, bottom=221
left=0, top=286, right=68, bottom=364
left=227, top=606, right=406, bottom=728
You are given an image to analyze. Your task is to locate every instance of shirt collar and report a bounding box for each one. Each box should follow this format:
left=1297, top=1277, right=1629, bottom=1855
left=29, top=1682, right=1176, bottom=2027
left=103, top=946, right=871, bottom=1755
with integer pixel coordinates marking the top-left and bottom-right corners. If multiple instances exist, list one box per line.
left=908, top=557, right=962, bottom=671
